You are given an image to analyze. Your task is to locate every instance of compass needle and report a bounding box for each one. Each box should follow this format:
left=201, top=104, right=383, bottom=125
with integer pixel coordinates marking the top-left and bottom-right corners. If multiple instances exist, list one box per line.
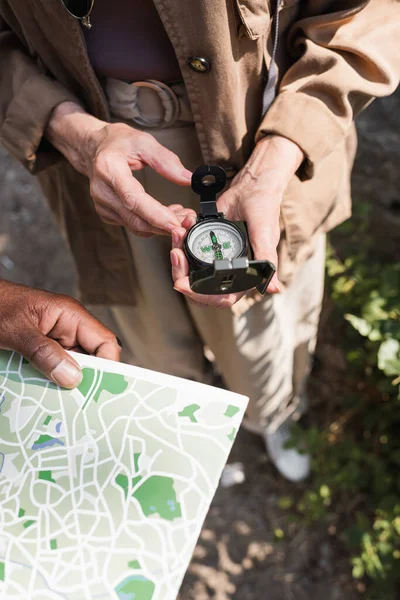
left=210, top=230, right=223, bottom=260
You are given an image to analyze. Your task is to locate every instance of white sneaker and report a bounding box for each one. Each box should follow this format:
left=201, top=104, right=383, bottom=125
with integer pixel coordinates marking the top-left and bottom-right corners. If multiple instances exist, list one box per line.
left=264, top=419, right=310, bottom=482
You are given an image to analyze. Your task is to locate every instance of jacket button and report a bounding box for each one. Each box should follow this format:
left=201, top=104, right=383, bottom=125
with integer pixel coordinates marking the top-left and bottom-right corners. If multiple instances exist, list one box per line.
left=187, top=57, right=211, bottom=73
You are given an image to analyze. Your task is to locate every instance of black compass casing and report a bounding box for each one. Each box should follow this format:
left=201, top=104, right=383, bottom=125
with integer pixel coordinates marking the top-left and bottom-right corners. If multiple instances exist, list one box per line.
left=183, top=165, right=276, bottom=295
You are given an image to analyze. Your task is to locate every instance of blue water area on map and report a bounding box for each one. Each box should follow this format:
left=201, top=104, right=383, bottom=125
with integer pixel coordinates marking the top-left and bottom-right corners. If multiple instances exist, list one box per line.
left=32, top=437, right=64, bottom=451
left=115, top=574, right=155, bottom=599
left=55, top=422, right=62, bottom=433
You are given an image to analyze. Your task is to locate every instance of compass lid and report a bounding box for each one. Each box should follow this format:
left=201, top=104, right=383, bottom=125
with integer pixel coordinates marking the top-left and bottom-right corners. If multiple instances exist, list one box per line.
left=189, top=258, right=276, bottom=295
left=191, top=165, right=227, bottom=218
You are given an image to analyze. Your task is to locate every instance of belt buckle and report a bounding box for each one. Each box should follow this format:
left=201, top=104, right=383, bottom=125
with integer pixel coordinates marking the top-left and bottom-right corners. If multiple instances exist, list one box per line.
left=131, top=80, right=180, bottom=129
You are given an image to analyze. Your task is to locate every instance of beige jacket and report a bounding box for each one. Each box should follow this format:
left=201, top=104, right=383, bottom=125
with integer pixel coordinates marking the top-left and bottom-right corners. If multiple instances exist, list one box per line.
left=0, top=0, right=399, bottom=304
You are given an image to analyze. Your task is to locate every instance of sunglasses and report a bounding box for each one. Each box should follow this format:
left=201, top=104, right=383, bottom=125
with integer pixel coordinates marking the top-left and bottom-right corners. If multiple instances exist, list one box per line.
left=61, top=0, right=94, bottom=29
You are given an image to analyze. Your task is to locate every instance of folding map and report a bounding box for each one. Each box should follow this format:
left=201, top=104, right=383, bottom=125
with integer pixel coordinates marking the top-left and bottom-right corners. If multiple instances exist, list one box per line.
left=0, top=350, right=247, bottom=599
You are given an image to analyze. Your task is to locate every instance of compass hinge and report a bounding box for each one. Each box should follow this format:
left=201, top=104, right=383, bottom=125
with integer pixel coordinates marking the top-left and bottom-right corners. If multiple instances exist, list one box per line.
left=198, top=210, right=224, bottom=221
left=199, top=200, right=219, bottom=218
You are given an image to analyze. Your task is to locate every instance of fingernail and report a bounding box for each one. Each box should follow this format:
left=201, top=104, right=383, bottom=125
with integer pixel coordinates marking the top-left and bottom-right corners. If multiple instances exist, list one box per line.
left=170, top=250, right=178, bottom=267
left=116, top=336, right=123, bottom=348
left=270, top=282, right=281, bottom=293
left=51, top=359, right=83, bottom=388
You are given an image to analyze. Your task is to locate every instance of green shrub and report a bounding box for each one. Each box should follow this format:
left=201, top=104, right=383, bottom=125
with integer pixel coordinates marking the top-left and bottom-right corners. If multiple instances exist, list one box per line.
left=290, top=205, right=400, bottom=599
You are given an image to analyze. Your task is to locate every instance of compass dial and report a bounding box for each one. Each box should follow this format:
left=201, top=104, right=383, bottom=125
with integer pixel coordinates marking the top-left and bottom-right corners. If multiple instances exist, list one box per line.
left=186, top=221, right=246, bottom=265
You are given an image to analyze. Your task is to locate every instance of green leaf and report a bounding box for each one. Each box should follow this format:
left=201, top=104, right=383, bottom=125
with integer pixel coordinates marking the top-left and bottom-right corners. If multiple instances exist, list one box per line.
left=369, top=328, right=384, bottom=342
left=362, top=293, right=389, bottom=322
left=352, top=558, right=365, bottom=579
left=378, top=340, right=400, bottom=376
left=326, top=259, right=346, bottom=277
left=320, top=485, right=331, bottom=499
left=345, top=314, right=372, bottom=338
left=334, top=277, right=356, bottom=296
left=278, top=496, right=293, bottom=510
left=393, top=517, right=400, bottom=536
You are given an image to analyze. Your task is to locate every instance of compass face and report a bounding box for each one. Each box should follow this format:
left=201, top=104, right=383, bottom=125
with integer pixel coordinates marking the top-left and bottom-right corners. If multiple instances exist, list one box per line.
left=186, top=221, right=246, bottom=265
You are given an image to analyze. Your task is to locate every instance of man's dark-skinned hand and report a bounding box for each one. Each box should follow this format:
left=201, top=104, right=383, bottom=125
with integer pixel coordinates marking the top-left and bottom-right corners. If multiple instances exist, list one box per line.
left=0, top=280, right=121, bottom=388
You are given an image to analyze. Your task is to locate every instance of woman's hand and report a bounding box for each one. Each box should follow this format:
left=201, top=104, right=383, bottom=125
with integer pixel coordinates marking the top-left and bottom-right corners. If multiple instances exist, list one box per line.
left=171, top=135, right=305, bottom=307
left=46, top=102, right=193, bottom=237
left=0, top=280, right=121, bottom=388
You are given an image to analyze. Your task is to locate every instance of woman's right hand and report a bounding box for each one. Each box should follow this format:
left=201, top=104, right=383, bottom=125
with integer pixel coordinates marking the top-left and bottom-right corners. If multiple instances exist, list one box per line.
left=46, top=102, right=195, bottom=237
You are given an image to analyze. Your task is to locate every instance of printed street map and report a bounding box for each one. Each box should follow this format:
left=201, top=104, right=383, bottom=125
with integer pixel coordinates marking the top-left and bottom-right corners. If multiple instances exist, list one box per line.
left=0, top=350, right=247, bottom=599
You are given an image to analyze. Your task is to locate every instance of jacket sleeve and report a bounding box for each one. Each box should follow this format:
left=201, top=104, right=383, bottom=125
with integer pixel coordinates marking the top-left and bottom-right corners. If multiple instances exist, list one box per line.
left=256, top=0, right=400, bottom=180
left=0, top=14, right=82, bottom=173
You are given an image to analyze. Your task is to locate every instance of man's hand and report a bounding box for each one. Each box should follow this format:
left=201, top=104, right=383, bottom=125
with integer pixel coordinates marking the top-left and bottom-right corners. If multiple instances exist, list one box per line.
left=0, top=281, right=121, bottom=388
left=45, top=102, right=193, bottom=237
left=171, top=135, right=305, bottom=307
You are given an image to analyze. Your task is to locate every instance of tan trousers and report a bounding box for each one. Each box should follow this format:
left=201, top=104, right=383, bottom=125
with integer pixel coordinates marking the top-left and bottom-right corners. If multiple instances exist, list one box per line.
left=88, top=79, right=326, bottom=434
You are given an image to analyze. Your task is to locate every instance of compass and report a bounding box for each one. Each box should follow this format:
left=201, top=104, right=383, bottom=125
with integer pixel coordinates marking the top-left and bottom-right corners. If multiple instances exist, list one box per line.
left=185, top=213, right=248, bottom=267
left=184, top=165, right=276, bottom=295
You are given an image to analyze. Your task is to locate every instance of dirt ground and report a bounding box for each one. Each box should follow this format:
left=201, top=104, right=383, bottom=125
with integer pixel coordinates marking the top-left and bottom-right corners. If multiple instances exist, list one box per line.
left=1, top=88, right=400, bottom=599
